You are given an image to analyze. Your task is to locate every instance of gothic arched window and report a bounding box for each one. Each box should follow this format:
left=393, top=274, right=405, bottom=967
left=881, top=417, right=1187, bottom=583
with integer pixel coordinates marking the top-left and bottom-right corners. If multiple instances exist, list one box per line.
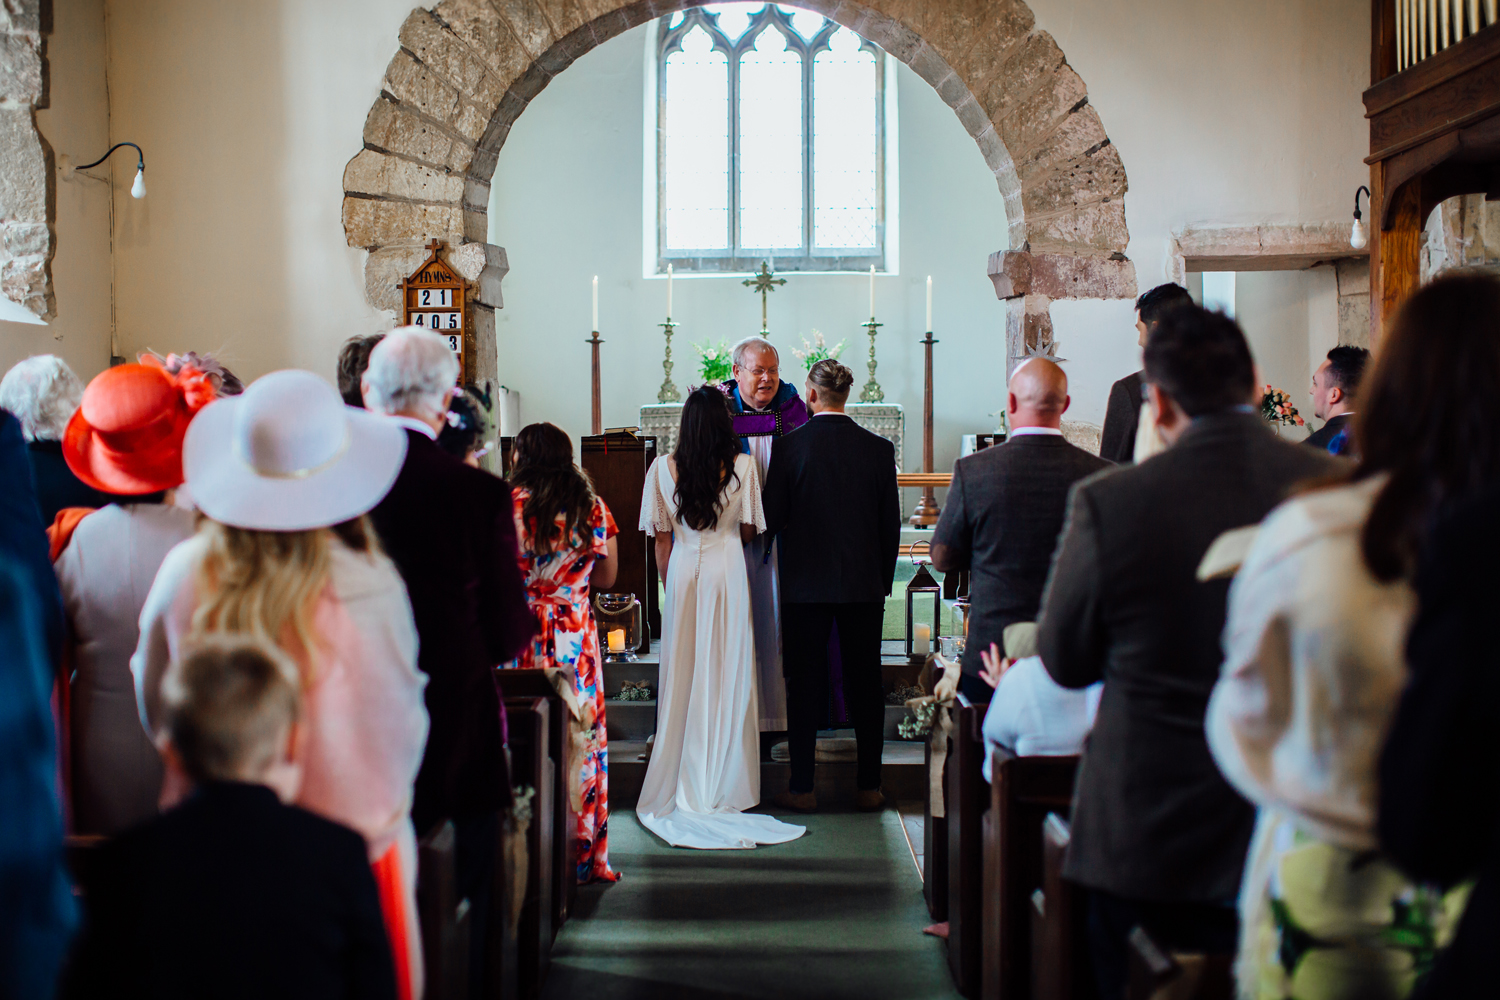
left=654, top=4, right=892, bottom=273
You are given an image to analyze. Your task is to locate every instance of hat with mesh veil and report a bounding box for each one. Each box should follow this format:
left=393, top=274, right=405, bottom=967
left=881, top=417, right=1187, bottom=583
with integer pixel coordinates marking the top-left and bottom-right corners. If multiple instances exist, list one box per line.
left=183, top=369, right=406, bottom=531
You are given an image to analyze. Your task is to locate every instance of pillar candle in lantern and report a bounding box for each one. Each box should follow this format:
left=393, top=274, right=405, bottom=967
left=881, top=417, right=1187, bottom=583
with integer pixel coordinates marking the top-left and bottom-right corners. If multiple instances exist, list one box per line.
left=913, top=623, right=931, bottom=657
left=607, top=629, right=626, bottom=653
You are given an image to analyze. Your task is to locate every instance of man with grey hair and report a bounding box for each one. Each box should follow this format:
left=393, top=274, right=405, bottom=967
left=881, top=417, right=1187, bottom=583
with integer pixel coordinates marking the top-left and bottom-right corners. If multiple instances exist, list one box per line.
left=722, top=335, right=809, bottom=739
left=365, top=327, right=533, bottom=990
left=0, top=354, right=129, bottom=523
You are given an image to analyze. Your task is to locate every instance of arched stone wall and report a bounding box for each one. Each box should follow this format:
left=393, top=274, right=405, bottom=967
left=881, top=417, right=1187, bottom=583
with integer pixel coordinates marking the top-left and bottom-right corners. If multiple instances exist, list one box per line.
left=343, top=0, right=1138, bottom=384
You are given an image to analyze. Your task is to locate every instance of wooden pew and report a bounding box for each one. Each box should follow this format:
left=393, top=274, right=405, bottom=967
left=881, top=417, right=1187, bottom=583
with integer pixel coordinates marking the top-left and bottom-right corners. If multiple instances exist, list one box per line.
left=417, top=821, right=471, bottom=1000
left=1125, top=927, right=1233, bottom=1000
left=504, top=696, right=555, bottom=999
left=497, top=667, right=578, bottom=931
left=945, top=703, right=989, bottom=997
left=924, top=721, right=949, bottom=921
left=980, top=750, right=1079, bottom=1000
left=1030, top=813, right=1096, bottom=1000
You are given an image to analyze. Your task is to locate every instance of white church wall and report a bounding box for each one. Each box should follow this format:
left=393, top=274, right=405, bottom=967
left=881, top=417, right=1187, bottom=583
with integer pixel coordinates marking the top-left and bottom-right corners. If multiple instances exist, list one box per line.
left=11, top=0, right=1368, bottom=447
left=0, top=0, right=113, bottom=382
left=1234, top=268, right=1339, bottom=432
left=487, top=26, right=1009, bottom=469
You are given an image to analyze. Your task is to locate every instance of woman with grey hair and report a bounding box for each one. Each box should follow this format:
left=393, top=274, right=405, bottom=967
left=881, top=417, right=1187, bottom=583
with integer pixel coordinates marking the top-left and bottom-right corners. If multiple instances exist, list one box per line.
left=0, top=355, right=129, bottom=524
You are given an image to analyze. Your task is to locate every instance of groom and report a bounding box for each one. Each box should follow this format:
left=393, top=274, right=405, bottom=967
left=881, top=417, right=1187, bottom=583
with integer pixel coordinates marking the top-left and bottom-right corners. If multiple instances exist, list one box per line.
left=723, top=336, right=808, bottom=739
left=764, top=359, right=900, bottom=812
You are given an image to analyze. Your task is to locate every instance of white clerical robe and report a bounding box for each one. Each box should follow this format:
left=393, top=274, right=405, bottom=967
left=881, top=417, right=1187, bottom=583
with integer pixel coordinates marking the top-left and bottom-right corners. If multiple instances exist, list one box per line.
left=742, top=434, right=788, bottom=731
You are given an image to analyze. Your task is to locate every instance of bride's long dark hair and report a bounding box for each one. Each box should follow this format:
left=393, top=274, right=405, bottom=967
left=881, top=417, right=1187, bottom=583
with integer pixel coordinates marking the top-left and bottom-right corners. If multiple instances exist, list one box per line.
left=672, top=386, right=740, bottom=532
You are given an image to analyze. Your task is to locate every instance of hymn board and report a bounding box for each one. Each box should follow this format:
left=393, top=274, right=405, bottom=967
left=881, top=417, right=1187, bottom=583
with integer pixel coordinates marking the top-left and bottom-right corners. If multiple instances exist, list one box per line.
left=400, top=239, right=468, bottom=373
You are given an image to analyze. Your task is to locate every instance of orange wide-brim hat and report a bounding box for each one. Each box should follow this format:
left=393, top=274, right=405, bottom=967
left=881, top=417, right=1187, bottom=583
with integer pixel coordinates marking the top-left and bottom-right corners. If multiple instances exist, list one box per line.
left=62, top=362, right=215, bottom=495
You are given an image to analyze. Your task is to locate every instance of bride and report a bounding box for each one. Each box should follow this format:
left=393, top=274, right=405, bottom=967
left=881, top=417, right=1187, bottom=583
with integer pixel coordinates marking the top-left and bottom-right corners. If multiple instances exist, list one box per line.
left=636, top=386, right=806, bottom=849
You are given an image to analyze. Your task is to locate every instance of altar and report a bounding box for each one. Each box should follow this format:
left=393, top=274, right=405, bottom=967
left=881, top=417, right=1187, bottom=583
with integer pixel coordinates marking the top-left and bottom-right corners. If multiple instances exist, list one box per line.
left=639, top=402, right=905, bottom=469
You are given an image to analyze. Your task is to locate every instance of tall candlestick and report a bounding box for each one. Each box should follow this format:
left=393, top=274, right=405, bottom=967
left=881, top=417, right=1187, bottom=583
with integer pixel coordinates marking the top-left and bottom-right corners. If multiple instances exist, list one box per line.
left=926, top=275, right=933, bottom=331
left=591, top=275, right=599, bottom=331
left=868, top=265, right=876, bottom=318
left=667, top=263, right=673, bottom=317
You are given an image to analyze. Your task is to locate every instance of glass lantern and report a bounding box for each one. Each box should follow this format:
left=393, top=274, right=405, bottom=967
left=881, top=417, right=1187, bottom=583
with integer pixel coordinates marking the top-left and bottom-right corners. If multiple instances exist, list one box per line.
left=594, top=592, right=643, bottom=662
left=905, top=561, right=942, bottom=661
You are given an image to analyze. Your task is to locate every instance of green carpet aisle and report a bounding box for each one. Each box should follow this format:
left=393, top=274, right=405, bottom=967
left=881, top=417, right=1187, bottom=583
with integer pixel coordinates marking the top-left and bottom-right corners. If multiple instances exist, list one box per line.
left=541, top=808, right=963, bottom=1000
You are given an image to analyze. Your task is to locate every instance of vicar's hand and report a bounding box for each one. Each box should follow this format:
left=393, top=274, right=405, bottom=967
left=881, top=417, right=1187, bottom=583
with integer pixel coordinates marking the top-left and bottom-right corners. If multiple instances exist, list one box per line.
left=978, top=642, right=1012, bottom=690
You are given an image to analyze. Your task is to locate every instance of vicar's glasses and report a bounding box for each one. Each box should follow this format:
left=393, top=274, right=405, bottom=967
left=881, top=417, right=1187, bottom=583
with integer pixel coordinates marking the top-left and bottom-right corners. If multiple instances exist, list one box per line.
left=740, top=365, right=779, bottom=379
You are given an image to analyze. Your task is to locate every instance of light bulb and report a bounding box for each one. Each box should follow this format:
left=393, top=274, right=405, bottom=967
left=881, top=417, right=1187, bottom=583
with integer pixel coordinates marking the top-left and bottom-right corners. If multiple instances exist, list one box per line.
left=1350, top=217, right=1367, bottom=249
left=130, top=167, right=146, bottom=199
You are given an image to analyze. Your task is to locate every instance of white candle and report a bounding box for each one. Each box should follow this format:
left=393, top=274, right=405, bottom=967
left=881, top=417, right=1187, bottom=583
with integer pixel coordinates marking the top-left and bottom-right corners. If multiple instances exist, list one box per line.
left=868, top=264, right=876, bottom=319
left=607, top=629, right=626, bottom=653
left=926, top=275, right=933, bottom=331
left=592, top=275, right=599, bottom=331
left=913, top=623, right=931, bottom=656
left=667, top=263, right=673, bottom=318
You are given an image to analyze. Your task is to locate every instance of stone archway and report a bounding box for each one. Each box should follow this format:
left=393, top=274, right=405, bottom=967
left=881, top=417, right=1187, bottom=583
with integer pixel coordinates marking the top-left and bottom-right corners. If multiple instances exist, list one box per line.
left=343, top=0, right=1138, bottom=384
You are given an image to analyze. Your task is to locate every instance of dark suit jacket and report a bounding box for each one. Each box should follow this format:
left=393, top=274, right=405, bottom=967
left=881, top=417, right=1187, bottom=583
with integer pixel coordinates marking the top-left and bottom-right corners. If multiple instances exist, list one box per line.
left=1038, top=410, right=1340, bottom=902
left=931, top=433, right=1111, bottom=677
left=1303, top=412, right=1352, bottom=454
left=369, top=430, right=533, bottom=833
left=764, top=413, right=900, bottom=605
left=1379, top=486, right=1500, bottom=999
left=25, top=440, right=136, bottom=527
left=1098, top=371, right=1143, bottom=464
left=67, top=782, right=395, bottom=1000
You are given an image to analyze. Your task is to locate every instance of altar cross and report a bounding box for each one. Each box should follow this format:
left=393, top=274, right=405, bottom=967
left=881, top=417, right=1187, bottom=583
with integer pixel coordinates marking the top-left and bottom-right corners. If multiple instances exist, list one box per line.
left=742, top=261, right=786, bottom=334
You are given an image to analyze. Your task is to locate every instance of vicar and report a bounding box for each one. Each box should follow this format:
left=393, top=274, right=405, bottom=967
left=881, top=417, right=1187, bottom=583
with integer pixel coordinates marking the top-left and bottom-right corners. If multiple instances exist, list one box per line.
left=723, top=336, right=808, bottom=738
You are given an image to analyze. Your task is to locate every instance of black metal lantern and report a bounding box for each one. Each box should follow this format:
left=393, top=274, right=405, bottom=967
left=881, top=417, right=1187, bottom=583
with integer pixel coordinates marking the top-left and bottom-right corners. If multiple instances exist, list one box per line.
left=905, top=560, right=942, bottom=661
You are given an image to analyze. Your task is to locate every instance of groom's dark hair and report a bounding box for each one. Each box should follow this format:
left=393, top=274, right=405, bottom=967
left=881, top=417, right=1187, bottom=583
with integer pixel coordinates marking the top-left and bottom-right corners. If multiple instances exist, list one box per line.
left=808, top=359, right=854, bottom=405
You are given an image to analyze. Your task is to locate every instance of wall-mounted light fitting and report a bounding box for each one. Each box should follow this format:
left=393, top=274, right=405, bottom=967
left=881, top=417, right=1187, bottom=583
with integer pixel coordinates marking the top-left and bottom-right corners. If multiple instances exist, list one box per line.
left=72, top=142, right=147, bottom=199
left=1350, top=185, right=1371, bottom=249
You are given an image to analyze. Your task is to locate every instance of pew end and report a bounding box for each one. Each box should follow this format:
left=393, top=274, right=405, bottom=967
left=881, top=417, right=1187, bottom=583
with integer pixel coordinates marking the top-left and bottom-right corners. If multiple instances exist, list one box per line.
left=1125, top=927, right=1234, bottom=1000
left=1029, top=812, right=1097, bottom=1000
left=417, top=821, right=472, bottom=1000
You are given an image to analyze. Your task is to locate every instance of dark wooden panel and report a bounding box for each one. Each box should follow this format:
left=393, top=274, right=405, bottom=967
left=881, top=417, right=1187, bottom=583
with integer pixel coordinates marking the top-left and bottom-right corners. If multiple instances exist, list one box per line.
left=924, top=732, right=949, bottom=921
left=983, top=749, right=1079, bottom=1000
left=1030, top=813, right=1096, bottom=1000
left=418, top=821, right=471, bottom=1000
left=1366, top=23, right=1500, bottom=160
left=581, top=432, right=659, bottom=645
left=946, top=704, right=989, bottom=998
left=503, top=697, right=553, bottom=999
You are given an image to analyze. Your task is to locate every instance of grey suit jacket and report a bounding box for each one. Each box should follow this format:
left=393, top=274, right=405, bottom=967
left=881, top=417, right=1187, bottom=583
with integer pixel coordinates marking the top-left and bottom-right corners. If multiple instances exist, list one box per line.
left=1099, top=371, right=1143, bottom=464
left=1038, top=410, right=1342, bottom=902
left=931, top=434, right=1111, bottom=677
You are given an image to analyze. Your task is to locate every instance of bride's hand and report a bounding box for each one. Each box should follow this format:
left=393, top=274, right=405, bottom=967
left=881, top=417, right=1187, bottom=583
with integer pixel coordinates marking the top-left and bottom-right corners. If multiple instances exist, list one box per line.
left=978, top=642, right=1011, bottom=690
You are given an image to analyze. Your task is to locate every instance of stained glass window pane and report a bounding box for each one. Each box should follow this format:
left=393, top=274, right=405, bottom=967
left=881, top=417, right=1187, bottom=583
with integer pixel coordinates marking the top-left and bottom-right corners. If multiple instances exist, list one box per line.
left=738, top=27, right=803, bottom=250
left=813, top=28, right=878, bottom=250
left=663, top=26, right=730, bottom=251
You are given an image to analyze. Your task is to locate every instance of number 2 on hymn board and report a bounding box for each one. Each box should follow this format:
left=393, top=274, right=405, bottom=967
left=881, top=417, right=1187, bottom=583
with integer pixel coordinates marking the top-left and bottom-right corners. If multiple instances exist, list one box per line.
left=417, top=288, right=453, bottom=308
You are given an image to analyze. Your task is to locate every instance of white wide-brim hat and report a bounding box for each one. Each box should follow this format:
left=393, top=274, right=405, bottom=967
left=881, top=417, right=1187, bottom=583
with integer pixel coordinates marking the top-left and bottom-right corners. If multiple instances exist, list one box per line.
left=184, top=368, right=407, bottom=532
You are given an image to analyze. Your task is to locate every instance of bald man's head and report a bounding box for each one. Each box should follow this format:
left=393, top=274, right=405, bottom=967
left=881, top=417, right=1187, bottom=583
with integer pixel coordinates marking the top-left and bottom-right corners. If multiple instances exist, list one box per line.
left=1007, top=359, right=1070, bottom=429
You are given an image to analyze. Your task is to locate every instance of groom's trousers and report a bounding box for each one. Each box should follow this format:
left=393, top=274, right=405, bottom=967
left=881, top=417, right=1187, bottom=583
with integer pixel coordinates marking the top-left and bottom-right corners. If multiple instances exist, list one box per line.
left=782, top=601, right=885, bottom=794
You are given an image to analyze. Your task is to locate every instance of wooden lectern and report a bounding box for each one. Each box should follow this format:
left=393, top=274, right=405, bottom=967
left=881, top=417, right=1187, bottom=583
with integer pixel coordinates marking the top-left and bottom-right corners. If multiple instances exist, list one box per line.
left=580, top=430, right=659, bottom=646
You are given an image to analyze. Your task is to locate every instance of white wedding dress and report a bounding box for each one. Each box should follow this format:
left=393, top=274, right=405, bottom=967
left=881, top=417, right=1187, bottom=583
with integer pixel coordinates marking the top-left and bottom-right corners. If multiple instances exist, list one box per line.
left=635, top=453, right=806, bottom=849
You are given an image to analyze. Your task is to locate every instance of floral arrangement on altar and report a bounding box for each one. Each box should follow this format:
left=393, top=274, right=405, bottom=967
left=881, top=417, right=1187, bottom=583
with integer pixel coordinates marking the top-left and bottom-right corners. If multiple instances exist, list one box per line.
left=1261, top=385, right=1305, bottom=427
left=693, top=339, right=732, bottom=383
left=790, top=329, right=846, bottom=372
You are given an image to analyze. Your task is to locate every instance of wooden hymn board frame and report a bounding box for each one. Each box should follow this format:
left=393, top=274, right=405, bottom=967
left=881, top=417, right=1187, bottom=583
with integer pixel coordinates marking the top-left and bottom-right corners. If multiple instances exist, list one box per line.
left=399, top=239, right=468, bottom=376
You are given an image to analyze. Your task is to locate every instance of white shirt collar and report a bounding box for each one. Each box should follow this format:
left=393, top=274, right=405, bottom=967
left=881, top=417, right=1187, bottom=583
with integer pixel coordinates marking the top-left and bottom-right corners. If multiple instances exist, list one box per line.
left=1009, top=425, right=1063, bottom=437
left=390, top=415, right=438, bottom=440
left=811, top=409, right=844, bottom=418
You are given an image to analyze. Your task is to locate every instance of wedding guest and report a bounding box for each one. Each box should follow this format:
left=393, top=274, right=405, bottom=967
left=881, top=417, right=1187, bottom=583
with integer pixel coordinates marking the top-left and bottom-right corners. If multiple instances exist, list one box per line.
left=70, top=640, right=397, bottom=1000
left=141, top=348, right=245, bottom=397
left=1208, top=275, right=1498, bottom=999
left=337, top=332, right=386, bottom=407
left=1, top=355, right=131, bottom=524
left=1304, top=345, right=1369, bottom=456
left=1039, top=304, right=1339, bottom=999
left=1098, top=283, right=1193, bottom=464
left=133, top=369, right=427, bottom=999
left=978, top=623, right=1100, bottom=775
left=504, top=421, right=620, bottom=883
left=930, top=358, right=1110, bottom=704
left=0, top=409, right=74, bottom=1000
left=723, top=335, right=808, bottom=741
left=363, top=327, right=533, bottom=986
left=636, top=386, right=805, bottom=849
left=55, top=363, right=209, bottom=835
left=765, top=360, right=900, bottom=813
left=437, top=388, right=490, bottom=466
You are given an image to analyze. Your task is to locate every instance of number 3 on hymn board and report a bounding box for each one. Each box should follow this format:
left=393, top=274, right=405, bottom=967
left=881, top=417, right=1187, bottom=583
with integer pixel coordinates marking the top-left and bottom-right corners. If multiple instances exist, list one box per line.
left=417, top=288, right=453, bottom=308
left=447, top=335, right=460, bottom=353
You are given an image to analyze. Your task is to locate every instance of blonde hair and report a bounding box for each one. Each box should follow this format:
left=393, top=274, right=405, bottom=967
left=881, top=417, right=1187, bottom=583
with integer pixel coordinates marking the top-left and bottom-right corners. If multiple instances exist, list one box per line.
left=162, top=638, right=301, bottom=784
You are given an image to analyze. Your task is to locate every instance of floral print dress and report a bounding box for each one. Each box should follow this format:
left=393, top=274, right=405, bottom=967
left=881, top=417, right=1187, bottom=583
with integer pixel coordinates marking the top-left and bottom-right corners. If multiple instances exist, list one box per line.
left=503, top=491, right=619, bottom=884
